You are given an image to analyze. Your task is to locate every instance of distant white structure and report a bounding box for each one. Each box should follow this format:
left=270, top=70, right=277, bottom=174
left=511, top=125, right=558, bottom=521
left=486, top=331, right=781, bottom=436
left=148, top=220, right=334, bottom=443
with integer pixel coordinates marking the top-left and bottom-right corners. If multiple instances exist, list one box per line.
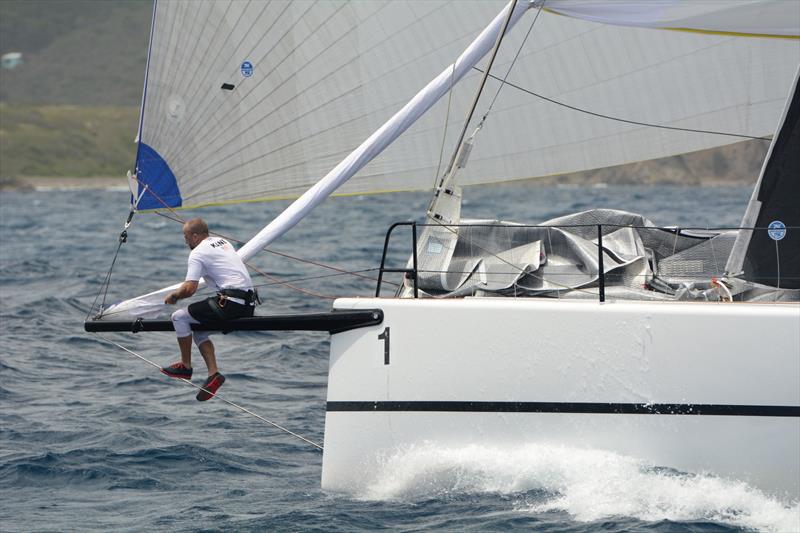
left=1, top=52, right=23, bottom=69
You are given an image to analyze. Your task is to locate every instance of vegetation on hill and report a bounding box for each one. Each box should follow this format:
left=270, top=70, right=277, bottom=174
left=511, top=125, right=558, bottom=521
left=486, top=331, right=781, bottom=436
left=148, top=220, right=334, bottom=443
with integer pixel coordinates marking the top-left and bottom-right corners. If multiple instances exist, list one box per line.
left=0, top=0, right=150, bottom=105
left=0, top=104, right=138, bottom=179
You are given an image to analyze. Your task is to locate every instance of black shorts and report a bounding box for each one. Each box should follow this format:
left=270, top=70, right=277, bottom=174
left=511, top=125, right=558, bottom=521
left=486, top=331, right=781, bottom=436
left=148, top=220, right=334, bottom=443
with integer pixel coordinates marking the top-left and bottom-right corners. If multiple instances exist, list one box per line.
left=188, top=296, right=255, bottom=322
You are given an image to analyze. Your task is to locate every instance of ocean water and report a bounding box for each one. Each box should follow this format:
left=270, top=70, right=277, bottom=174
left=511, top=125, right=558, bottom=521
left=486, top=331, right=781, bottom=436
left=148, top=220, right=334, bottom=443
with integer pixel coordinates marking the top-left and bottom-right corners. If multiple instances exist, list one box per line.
left=1, top=183, right=798, bottom=532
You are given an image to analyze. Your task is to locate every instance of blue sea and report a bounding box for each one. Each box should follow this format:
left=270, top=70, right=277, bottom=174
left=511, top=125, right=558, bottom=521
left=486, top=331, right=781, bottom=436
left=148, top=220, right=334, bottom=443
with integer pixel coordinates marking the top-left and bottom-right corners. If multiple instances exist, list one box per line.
left=1, top=183, right=798, bottom=532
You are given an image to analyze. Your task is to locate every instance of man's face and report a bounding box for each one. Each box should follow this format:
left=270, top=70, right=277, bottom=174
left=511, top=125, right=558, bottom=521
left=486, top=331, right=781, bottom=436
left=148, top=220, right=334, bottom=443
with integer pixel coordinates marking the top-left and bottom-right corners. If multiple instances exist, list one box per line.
left=183, top=227, right=200, bottom=249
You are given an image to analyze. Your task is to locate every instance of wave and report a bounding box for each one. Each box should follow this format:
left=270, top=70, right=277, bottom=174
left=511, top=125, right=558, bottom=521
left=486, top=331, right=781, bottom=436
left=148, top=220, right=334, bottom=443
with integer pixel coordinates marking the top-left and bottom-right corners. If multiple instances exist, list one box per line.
left=0, top=444, right=260, bottom=490
left=356, top=443, right=800, bottom=532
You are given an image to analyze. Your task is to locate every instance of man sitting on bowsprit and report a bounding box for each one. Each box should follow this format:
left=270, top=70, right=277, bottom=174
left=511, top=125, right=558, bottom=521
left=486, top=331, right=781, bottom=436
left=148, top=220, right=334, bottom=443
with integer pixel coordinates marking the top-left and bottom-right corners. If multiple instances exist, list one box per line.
left=161, top=218, right=257, bottom=401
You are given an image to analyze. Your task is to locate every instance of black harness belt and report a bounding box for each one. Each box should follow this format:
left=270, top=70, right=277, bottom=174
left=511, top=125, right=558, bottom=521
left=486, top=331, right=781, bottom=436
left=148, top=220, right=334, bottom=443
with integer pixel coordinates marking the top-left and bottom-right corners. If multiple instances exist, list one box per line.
left=218, top=288, right=260, bottom=305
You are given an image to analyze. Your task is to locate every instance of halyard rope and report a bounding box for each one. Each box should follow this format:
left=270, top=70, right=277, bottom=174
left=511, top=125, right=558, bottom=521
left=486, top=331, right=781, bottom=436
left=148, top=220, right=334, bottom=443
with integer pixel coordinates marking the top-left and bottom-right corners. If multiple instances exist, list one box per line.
left=93, top=333, right=324, bottom=451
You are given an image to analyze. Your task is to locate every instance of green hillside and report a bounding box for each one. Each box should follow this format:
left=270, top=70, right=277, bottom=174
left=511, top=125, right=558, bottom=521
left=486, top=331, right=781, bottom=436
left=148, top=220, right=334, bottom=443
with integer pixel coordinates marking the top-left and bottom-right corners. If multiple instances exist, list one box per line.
left=0, top=104, right=138, bottom=179
left=0, top=0, right=150, bottom=105
left=0, top=1, right=148, bottom=181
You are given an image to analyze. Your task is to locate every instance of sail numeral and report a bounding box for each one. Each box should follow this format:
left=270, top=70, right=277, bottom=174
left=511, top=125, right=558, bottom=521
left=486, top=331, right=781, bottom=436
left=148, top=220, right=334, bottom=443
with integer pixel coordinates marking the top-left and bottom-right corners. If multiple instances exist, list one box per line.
left=378, top=327, right=390, bottom=365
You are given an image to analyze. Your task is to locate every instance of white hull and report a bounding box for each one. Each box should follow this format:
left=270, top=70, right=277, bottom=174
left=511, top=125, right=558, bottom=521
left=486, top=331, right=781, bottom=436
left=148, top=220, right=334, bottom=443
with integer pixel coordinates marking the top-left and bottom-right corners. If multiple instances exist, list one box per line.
left=321, top=298, right=800, bottom=499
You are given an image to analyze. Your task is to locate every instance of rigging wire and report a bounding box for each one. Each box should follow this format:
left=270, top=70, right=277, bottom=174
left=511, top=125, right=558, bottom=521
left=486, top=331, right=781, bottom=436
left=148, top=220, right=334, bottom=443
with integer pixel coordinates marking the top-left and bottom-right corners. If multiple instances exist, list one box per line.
left=470, top=0, right=769, bottom=142
left=472, top=68, right=772, bottom=142
left=93, top=332, right=324, bottom=451
left=416, top=0, right=760, bottom=297
left=91, top=172, right=397, bottom=318
left=482, top=0, right=544, bottom=121
left=129, top=185, right=376, bottom=299
left=432, top=64, right=458, bottom=188
left=155, top=211, right=391, bottom=286
left=86, top=224, right=129, bottom=320
left=87, top=200, right=141, bottom=319
left=155, top=209, right=340, bottom=300
left=152, top=210, right=398, bottom=294
left=420, top=0, right=598, bottom=297
left=256, top=268, right=383, bottom=288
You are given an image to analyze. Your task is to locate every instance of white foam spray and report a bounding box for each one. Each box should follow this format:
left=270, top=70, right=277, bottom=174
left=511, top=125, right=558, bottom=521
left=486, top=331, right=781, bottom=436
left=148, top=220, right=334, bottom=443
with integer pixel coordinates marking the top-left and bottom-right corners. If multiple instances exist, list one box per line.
left=357, top=443, right=800, bottom=532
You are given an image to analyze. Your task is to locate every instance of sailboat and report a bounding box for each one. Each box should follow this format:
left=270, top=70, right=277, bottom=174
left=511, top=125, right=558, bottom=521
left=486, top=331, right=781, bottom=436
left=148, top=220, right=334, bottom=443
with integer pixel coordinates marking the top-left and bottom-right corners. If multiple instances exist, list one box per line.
left=85, top=1, right=800, bottom=499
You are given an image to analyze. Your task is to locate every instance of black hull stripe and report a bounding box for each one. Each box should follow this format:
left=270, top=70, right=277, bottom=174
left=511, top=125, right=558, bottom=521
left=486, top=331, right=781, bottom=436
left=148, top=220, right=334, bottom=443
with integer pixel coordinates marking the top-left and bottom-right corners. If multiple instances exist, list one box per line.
left=326, top=401, right=800, bottom=417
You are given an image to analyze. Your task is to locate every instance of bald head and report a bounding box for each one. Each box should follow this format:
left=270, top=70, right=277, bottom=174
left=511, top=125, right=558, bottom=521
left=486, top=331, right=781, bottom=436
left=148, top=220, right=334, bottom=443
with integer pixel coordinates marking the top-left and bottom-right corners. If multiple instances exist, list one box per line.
left=183, top=218, right=209, bottom=249
left=184, top=218, right=208, bottom=235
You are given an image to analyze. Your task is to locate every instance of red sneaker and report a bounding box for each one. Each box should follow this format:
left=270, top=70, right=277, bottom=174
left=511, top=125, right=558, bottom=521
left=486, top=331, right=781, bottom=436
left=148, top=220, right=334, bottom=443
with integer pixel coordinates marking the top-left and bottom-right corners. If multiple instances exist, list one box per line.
left=161, top=362, right=193, bottom=379
left=196, top=372, right=225, bottom=402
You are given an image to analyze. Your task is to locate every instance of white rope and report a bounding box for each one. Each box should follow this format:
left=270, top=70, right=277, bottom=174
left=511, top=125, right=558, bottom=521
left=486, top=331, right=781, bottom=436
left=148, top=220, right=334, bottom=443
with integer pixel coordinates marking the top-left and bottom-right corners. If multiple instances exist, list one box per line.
left=93, top=333, right=324, bottom=451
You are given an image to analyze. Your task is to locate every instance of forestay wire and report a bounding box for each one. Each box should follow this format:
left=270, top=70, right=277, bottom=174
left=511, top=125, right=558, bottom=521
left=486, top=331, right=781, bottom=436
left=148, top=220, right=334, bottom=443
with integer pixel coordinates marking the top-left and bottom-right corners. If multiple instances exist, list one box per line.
left=421, top=1, right=597, bottom=296
left=93, top=332, right=324, bottom=451
left=152, top=210, right=399, bottom=299
left=86, top=208, right=137, bottom=320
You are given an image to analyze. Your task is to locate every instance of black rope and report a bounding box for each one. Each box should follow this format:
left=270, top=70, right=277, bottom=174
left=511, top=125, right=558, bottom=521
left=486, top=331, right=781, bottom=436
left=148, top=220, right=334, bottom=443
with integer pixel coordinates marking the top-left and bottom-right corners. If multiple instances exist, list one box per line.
left=473, top=67, right=772, bottom=142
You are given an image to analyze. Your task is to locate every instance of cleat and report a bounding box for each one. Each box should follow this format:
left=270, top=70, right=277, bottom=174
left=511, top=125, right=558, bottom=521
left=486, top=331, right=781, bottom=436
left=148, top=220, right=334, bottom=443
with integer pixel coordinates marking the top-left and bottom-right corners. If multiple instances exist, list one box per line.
left=161, top=362, right=193, bottom=379
left=196, top=372, right=225, bottom=401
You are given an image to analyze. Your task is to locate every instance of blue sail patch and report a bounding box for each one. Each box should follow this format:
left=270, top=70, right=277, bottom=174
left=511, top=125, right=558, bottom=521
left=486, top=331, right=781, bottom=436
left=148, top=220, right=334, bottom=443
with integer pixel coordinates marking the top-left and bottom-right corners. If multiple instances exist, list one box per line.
left=135, top=143, right=182, bottom=210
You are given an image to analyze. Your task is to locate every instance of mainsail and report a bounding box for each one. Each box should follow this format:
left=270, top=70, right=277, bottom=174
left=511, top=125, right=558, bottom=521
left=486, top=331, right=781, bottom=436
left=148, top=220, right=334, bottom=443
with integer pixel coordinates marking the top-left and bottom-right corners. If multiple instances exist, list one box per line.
left=104, top=0, right=799, bottom=319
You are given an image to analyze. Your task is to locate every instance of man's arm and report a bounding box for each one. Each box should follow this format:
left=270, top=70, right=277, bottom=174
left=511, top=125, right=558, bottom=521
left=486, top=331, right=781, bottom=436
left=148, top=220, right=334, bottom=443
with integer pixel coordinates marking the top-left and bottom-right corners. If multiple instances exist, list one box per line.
left=164, top=280, right=199, bottom=305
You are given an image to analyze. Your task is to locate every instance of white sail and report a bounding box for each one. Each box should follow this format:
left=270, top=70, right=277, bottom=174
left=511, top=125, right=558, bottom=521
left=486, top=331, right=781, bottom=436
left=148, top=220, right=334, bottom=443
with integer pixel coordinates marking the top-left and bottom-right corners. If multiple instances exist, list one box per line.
left=107, top=0, right=800, bottom=319
left=106, top=0, right=529, bottom=318
left=133, top=0, right=517, bottom=210
left=542, top=0, right=800, bottom=36
left=133, top=0, right=799, bottom=210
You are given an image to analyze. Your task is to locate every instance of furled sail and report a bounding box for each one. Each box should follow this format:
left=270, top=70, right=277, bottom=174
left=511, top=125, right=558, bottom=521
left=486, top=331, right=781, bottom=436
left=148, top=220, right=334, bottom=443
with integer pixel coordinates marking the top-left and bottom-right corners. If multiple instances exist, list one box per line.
left=106, top=0, right=800, bottom=319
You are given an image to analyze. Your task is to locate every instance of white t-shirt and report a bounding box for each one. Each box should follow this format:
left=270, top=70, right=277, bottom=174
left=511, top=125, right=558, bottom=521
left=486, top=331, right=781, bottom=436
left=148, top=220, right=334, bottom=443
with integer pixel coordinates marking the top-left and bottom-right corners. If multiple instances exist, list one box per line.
left=186, top=236, right=253, bottom=292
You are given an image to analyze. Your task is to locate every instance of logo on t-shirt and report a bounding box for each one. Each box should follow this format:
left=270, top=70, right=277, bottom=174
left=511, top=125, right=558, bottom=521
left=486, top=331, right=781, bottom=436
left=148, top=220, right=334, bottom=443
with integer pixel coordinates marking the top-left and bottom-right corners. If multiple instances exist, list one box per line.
left=210, top=239, right=227, bottom=248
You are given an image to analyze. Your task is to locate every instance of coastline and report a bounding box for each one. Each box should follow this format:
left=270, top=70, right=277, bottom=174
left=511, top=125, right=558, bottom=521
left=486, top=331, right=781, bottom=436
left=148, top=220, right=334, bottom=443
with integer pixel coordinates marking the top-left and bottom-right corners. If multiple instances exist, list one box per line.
left=0, top=176, right=128, bottom=191
left=0, top=174, right=754, bottom=193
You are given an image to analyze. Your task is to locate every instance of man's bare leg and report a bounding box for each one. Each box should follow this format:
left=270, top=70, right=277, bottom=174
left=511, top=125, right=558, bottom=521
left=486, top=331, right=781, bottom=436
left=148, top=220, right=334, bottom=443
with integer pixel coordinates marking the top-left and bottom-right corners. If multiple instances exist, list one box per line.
left=177, top=335, right=193, bottom=368
left=197, top=340, right=219, bottom=376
